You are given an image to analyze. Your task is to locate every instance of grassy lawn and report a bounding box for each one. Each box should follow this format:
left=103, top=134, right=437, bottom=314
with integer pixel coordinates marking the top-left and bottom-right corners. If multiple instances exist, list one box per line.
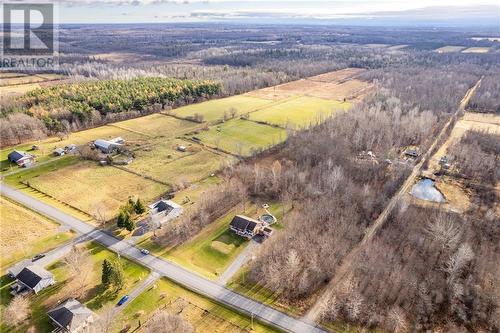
left=125, top=143, right=235, bottom=184
left=24, top=160, right=168, bottom=218
left=249, top=96, right=350, bottom=129
left=0, top=196, right=75, bottom=271
left=171, top=95, right=273, bottom=123
left=195, top=119, right=287, bottom=156
left=1, top=242, right=149, bottom=333
left=119, top=277, right=280, bottom=333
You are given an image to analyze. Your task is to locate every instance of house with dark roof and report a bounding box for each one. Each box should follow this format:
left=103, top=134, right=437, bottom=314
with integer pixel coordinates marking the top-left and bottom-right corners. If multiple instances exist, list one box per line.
left=7, top=150, right=35, bottom=167
left=11, top=265, right=55, bottom=295
left=229, top=215, right=263, bottom=239
left=149, top=199, right=183, bottom=227
left=47, top=299, right=94, bottom=333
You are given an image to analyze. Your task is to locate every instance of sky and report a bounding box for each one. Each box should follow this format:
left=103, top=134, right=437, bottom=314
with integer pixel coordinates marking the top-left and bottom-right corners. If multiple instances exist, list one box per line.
left=4, top=0, right=500, bottom=25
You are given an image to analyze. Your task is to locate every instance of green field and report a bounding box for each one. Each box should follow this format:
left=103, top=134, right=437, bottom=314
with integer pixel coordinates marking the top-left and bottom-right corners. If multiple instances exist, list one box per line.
left=27, top=160, right=167, bottom=217
left=171, top=95, right=273, bottom=123
left=120, top=277, right=279, bottom=333
left=111, top=113, right=199, bottom=138
left=249, top=96, right=350, bottom=128
left=1, top=242, right=149, bottom=333
left=195, top=119, right=287, bottom=156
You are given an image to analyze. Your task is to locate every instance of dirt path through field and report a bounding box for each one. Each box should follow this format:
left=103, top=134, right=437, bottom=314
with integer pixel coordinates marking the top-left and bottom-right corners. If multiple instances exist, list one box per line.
left=304, top=76, right=483, bottom=323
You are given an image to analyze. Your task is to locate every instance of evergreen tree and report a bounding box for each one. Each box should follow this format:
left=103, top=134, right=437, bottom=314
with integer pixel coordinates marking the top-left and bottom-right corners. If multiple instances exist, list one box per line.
left=110, top=259, right=125, bottom=290
left=101, top=259, right=113, bottom=287
left=117, top=210, right=128, bottom=228
left=124, top=218, right=136, bottom=232
left=134, top=198, right=146, bottom=214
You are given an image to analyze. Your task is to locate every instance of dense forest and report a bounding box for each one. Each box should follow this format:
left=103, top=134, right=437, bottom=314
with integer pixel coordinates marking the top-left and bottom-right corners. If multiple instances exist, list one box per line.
left=469, top=73, right=500, bottom=113
left=0, top=78, right=220, bottom=146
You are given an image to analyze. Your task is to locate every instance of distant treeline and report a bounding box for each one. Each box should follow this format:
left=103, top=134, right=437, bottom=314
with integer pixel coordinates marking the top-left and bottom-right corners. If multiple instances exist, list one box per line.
left=0, top=77, right=221, bottom=146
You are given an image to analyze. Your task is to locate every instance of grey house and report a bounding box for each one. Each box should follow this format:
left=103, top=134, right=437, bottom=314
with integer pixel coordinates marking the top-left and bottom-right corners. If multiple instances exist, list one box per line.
left=149, top=199, right=183, bottom=227
left=11, top=265, right=55, bottom=294
left=93, top=137, right=124, bottom=154
left=48, top=298, right=94, bottom=333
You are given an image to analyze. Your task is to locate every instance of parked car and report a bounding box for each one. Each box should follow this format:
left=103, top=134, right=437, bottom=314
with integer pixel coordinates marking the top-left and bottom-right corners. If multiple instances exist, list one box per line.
left=32, top=254, right=46, bottom=261
left=140, top=249, right=150, bottom=255
left=117, top=295, right=129, bottom=306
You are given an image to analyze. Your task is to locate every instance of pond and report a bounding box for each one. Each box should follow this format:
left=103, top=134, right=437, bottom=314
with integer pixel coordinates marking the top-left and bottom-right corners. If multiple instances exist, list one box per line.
left=410, top=179, right=445, bottom=203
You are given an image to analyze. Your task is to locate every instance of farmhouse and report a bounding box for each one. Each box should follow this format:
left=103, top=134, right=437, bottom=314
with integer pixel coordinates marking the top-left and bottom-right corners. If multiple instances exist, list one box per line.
left=7, top=259, right=32, bottom=279
left=94, top=137, right=124, bottom=154
left=47, top=298, right=94, bottom=333
left=11, top=265, right=55, bottom=295
left=149, top=199, right=183, bottom=226
left=229, top=215, right=274, bottom=239
left=7, top=150, right=35, bottom=167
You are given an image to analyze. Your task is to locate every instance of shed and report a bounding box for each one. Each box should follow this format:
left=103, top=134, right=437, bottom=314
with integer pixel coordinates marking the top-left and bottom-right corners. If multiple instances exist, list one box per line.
left=54, top=148, right=65, bottom=156
left=47, top=298, right=94, bottom=333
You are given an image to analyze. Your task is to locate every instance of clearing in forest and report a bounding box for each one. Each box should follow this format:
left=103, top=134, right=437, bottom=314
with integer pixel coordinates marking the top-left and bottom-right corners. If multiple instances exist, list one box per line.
left=462, top=47, right=491, bottom=53
left=435, top=45, right=466, bottom=53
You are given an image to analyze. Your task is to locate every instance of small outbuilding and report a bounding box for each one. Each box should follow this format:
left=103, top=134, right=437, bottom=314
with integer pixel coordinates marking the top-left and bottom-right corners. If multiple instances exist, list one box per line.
left=404, top=149, right=419, bottom=158
left=54, top=148, right=66, bottom=156
left=8, top=150, right=35, bottom=167
left=11, top=265, right=55, bottom=295
left=47, top=298, right=94, bottom=333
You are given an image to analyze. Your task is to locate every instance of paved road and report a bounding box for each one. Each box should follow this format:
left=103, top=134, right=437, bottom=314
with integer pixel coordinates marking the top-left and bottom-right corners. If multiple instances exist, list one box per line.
left=107, top=271, right=161, bottom=317
left=0, top=183, right=325, bottom=333
left=304, top=77, right=484, bottom=322
left=218, top=239, right=259, bottom=286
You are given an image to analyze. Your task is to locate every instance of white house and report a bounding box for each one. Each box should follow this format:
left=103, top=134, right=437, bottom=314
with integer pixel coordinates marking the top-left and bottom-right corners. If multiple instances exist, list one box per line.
left=47, top=298, right=94, bottom=333
left=149, top=199, right=183, bottom=227
left=11, top=265, right=55, bottom=295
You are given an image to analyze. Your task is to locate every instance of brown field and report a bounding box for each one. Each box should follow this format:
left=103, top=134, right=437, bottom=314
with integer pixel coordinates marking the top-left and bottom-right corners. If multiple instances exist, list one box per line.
left=306, top=68, right=366, bottom=83
left=419, top=112, right=500, bottom=213
left=29, top=161, right=168, bottom=217
left=0, top=72, right=66, bottom=100
left=0, top=197, right=74, bottom=269
left=306, top=79, right=373, bottom=100
left=426, top=112, right=500, bottom=175
left=245, top=68, right=371, bottom=101
left=93, top=52, right=156, bottom=63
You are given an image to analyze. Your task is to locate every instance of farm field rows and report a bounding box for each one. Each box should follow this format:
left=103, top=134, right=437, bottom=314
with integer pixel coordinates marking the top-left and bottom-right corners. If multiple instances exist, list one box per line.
left=0, top=73, right=67, bottom=100
left=0, top=197, right=75, bottom=271
left=2, top=68, right=369, bottom=221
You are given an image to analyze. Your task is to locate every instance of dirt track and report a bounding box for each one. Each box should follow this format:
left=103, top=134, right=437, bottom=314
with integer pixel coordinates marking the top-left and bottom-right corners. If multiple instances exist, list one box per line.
left=304, top=76, right=484, bottom=323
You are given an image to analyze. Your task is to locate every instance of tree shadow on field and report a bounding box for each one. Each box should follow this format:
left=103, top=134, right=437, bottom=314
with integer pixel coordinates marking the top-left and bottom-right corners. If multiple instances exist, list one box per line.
left=85, top=284, right=121, bottom=310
